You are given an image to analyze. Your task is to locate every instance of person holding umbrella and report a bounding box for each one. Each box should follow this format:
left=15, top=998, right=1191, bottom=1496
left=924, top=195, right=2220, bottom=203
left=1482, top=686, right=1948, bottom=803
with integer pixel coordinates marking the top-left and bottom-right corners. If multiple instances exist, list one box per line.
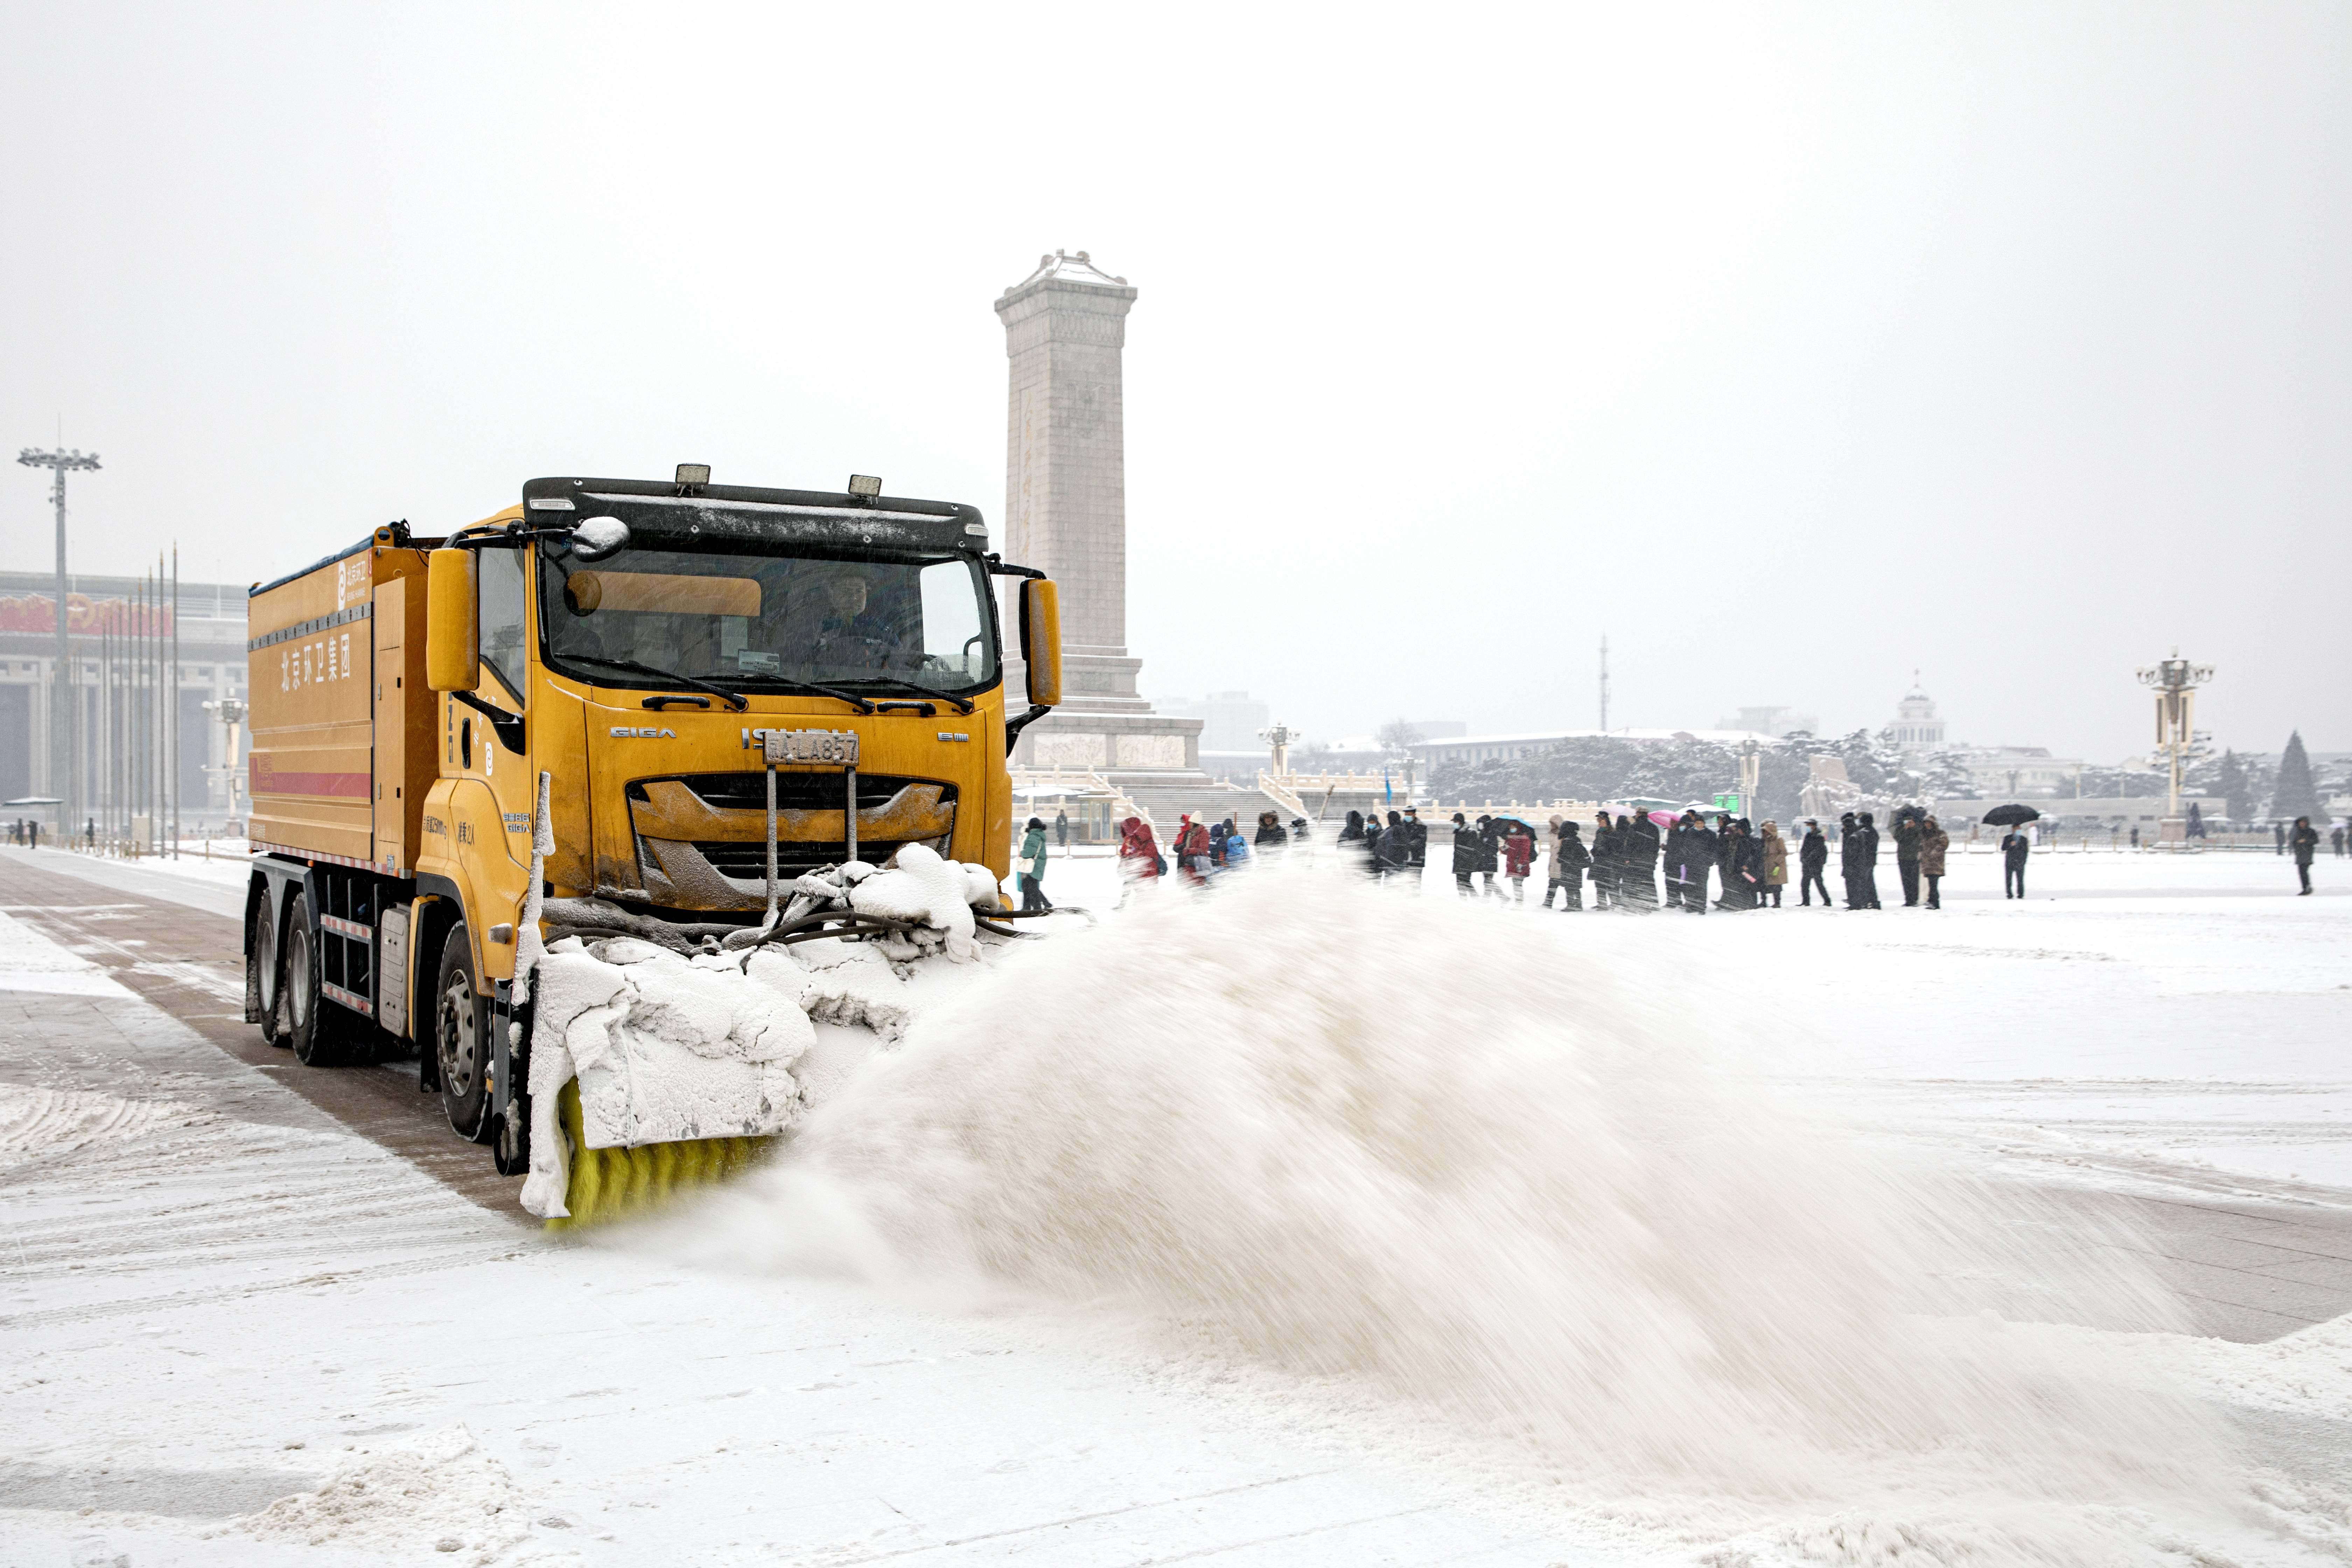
left=1983, top=803, right=2040, bottom=900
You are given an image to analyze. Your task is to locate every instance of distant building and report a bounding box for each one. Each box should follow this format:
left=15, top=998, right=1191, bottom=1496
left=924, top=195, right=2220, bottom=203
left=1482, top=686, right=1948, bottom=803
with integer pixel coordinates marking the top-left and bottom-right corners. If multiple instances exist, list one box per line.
left=1716, top=705, right=1820, bottom=738
left=0, top=569, right=250, bottom=822
left=1885, top=680, right=1947, bottom=752
left=1955, top=745, right=2082, bottom=798
left=1411, top=728, right=1777, bottom=770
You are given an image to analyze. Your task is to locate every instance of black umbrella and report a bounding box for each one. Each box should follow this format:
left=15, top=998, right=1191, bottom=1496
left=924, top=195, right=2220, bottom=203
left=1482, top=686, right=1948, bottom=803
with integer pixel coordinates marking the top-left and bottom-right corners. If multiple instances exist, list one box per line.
left=1981, top=803, right=2042, bottom=827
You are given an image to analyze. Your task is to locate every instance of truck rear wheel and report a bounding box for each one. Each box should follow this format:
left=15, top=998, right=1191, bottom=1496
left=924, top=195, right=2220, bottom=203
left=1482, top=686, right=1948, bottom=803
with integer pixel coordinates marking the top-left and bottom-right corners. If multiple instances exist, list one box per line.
left=251, top=891, right=289, bottom=1048
left=434, top=925, right=494, bottom=1144
left=286, top=890, right=367, bottom=1067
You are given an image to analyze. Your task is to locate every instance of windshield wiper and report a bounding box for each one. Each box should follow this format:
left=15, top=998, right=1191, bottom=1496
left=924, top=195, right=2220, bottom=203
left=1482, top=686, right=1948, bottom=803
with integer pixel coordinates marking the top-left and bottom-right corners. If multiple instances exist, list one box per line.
left=565, top=655, right=749, bottom=712
left=845, top=676, right=976, bottom=715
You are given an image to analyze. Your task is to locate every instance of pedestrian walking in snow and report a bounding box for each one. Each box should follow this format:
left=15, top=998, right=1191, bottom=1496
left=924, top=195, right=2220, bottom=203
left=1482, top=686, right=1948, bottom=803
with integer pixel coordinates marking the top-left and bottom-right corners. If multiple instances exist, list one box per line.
left=1340, top=809, right=1365, bottom=841
left=1589, top=812, right=1618, bottom=908
left=2332, top=825, right=2345, bottom=858
left=1054, top=809, right=1069, bottom=851
left=1545, top=818, right=1589, bottom=909
left=1799, top=818, right=1831, bottom=906
left=1019, top=817, right=1054, bottom=912
left=1668, top=811, right=1716, bottom=913
left=1445, top=813, right=1472, bottom=895
left=1116, top=816, right=1163, bottom=901
left=1402, top=807, right=1428, bottom=875
left=1176, top=815, right=1213, bottom=884
left=1254, top=810, right=1287, bottom=852
left=1759, top=821, right=1788, bottom=907
left=1859, top=812, right=1885, bottom=907
left=1893, top=809, right=1926, bottom=907
left=1500, top=820, right=1535, bottom=903
left=2275, top=822, right=2287, bottom=855
left=1719, top=820, right=1762, bottom=910
left=1918, top=815, right=1949, bottom=908
left=1475, top=815, right=1502, bottom=897
left=1623, top=812, right=1661, bottom=910
left=2291, top=816, right=2319, bottom=894
left=1839, top=812, right=1866, bottom=908
left=2001, top=826, right=2030, bottom=899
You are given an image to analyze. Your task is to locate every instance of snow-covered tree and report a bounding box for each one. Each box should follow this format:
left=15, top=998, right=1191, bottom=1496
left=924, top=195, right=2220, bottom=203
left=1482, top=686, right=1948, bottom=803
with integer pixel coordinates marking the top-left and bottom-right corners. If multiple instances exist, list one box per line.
left=1920, top=749, right=1981, bottom=800
left=2272, top=730, right=2322, bottom=821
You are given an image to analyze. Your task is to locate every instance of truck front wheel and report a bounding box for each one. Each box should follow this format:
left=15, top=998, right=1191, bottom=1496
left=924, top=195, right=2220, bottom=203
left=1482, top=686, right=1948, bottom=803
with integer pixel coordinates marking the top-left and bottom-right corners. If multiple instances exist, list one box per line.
left=434, top=925, right=493, bottom=1144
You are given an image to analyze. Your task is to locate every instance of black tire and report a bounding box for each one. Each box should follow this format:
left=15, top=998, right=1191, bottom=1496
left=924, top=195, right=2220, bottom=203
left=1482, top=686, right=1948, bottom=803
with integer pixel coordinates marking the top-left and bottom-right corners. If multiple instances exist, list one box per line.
left=251, top=890, right=290, bottom=1048
left=286, top=890, right=366, bottom=1067
left=434, top=925, right=493, bottom=1144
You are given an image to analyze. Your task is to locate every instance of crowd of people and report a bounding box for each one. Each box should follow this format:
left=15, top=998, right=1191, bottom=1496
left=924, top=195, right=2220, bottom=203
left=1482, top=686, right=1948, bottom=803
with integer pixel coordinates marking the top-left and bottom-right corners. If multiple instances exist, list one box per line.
left=1076, top=801, right=2327, bottom=905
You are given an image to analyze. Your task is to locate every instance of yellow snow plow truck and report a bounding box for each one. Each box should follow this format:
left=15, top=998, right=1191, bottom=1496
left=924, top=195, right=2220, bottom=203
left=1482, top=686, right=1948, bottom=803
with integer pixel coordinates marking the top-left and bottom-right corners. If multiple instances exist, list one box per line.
left=242, top=468, right=1062, bottom=1220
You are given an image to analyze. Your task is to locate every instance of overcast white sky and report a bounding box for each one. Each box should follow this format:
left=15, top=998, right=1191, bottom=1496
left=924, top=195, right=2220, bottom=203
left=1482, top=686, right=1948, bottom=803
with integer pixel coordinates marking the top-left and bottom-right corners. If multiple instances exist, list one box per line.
left=3, top=3, right=2345, bottom=760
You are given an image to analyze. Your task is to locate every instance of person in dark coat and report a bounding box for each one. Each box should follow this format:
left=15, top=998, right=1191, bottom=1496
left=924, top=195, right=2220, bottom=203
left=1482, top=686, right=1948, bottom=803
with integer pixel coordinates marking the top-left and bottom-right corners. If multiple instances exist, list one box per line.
left=2001, top=825, right=2030, bottom=898
left=1725, top=820, right=1764, bottom=909
left=1589, top=811, right=1618, bottom=909
left=1054, top=808, right=1069, bottom=849
left=1666, top=811, right=1714, bottom=913
left=1402, top=807, right=1428, bottom=872
left=1838, top=812, right=1865, bottom=908
left=1340, top=809, right=1365, bottom=841
left=1854, top=811, right=1883, bottom=908
left=2291, top=816, right=2319, bottom=894
left=1661, top=816, right=1688, bottom=910
left=1450, top=813, right=1480, bottom=897
left=1362, top=813, right=1387, bottom=879
left=1475, top=814, right=1501, bottom=897
left=1545, top=818, right=1589, bottom=910
left=2276, top=821, right=2287, bottom=855
left=1623, top=813, right=1660, bottom=910
left=1253, top=810, right=1287, bottom=851
left=1893, top=810, right=1926, bottom=907
left=1799, top=818, right=1832, bottom=907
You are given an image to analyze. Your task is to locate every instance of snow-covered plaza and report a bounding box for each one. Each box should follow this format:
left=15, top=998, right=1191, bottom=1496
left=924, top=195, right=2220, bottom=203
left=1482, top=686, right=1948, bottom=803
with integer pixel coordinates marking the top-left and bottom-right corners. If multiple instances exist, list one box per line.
left=1, top=842, right=2347, bottom=1566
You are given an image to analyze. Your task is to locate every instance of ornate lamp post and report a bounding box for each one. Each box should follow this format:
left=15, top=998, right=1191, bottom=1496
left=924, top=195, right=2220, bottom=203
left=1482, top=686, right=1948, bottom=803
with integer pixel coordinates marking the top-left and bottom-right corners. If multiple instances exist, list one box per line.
left=2135, top=651, right=2212, bottom=843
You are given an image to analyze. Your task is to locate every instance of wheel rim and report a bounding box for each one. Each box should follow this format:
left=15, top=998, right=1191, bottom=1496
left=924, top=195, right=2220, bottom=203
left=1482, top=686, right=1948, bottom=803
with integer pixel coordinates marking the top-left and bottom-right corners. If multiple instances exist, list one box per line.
left=438, top=972, right=479, bottom=1096
left=286, top=925, right=313, bottom=1031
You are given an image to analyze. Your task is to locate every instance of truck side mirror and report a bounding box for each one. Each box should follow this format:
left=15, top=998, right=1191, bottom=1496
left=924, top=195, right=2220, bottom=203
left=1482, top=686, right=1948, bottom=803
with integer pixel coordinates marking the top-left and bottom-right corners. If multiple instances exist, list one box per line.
left=1021, top=579, right=1062, bottom=707
left=426, top=548, right=481, bottom=693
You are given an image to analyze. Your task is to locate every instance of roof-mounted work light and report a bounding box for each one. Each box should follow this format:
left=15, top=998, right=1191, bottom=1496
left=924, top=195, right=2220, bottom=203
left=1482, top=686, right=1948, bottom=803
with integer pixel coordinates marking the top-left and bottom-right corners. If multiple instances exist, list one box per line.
left=847, top=474, right=882, bottom=501
left=674, top=463, right=712, bottom=494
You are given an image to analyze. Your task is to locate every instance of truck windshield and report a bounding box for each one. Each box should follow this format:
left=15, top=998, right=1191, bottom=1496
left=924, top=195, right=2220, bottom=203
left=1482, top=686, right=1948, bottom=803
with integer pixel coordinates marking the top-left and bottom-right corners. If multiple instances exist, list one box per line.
left=536, top=543, right=996, bottom=698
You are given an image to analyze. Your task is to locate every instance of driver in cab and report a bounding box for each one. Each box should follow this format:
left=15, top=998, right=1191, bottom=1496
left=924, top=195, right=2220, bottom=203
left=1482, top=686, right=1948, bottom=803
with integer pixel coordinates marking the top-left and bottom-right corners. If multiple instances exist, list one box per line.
left=809, top=572, right=909, bottom=669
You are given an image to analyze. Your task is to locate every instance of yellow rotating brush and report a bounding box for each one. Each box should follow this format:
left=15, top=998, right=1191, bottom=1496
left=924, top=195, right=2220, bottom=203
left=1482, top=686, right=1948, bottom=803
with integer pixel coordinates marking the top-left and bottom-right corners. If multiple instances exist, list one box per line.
left=543, top=1081, right=772, bottom=1231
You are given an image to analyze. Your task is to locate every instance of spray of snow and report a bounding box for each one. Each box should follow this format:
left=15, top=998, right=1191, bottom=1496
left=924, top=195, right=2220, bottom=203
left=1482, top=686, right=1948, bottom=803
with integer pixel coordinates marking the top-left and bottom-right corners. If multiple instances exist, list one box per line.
left=668, top=866, right=2271, bottom=1558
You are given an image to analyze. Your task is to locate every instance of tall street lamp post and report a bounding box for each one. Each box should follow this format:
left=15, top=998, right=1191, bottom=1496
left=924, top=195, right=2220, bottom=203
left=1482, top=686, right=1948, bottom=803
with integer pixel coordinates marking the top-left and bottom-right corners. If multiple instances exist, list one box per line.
left=2136, top=650, right=2213, bottom=844
left=18, top=447, right=102, bottom=839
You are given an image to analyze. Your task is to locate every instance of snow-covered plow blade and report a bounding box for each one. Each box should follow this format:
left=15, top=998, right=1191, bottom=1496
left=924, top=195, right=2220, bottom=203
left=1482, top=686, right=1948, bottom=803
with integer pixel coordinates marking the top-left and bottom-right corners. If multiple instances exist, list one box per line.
left=518, top=843, right=1034, bottom=1230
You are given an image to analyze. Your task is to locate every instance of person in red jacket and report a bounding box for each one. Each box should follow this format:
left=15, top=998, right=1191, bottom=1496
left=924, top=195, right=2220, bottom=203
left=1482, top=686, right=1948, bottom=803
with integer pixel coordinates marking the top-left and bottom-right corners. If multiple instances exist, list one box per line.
left=1174, top=815, right=1213, bottom=885
left=1500, top=820, right=1536, bottom=903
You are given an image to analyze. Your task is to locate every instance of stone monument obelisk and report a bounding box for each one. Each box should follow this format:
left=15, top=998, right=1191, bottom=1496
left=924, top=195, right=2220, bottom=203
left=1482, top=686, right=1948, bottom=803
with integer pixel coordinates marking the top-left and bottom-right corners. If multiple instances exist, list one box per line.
left=995, top=251, right=1203, bottom=777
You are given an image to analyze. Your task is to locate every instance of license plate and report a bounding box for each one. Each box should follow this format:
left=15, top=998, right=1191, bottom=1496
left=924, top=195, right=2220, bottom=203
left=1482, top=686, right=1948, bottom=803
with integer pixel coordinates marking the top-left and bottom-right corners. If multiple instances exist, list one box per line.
left=762, top=728, right=860, bottom=765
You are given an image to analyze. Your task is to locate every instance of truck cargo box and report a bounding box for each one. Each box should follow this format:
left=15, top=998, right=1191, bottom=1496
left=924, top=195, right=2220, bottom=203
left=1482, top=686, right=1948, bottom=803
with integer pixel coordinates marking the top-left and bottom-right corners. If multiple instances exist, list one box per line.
left=247, top=528, right=434, bottom=872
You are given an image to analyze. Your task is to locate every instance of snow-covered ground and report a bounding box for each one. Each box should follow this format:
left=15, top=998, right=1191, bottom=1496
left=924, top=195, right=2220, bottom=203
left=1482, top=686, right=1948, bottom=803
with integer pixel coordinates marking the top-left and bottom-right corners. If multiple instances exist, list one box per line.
left=4, top=841, right=2349, bottom=1565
